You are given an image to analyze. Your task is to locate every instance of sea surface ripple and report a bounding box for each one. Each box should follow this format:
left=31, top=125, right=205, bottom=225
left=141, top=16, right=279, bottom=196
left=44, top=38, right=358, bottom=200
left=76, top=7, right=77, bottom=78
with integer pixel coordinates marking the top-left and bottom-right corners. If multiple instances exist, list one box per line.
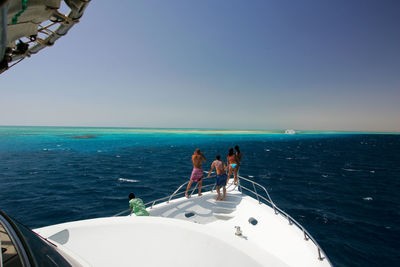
left=0, top=127, right=399, bottom=267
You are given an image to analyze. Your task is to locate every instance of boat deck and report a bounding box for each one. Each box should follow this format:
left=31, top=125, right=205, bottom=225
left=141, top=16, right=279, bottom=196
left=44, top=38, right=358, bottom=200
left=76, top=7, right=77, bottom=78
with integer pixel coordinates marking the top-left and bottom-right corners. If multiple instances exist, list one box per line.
left=146, top=183, right=330, bottom=267
left=35, top=180, right=331, bottom=267
left=148, top=184, right=242, bottom=224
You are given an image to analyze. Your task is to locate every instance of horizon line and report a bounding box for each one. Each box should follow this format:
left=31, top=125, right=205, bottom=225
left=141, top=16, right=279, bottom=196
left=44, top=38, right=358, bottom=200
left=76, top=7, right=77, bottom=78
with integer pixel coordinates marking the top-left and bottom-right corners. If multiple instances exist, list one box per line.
left=0, top=125, right=399, bottom=134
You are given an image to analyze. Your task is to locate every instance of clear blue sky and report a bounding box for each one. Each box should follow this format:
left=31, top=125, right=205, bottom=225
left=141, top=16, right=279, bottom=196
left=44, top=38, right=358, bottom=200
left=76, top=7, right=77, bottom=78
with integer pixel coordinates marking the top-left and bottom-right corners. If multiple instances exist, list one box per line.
left=1, top=0, right=399, bottom=131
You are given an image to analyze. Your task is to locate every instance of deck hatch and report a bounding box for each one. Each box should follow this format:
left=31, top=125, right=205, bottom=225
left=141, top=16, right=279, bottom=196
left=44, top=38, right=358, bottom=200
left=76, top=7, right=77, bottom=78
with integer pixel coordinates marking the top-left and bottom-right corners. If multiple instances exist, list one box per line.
left=184, top=211, right=196, bottom=218
left=248, top=217, right=258, bottom=225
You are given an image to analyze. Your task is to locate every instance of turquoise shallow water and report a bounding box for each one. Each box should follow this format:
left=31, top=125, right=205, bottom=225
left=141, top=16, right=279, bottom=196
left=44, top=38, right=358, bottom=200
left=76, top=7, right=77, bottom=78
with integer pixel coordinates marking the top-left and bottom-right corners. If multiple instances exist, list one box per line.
left=0, top=126, right=399, bottom=266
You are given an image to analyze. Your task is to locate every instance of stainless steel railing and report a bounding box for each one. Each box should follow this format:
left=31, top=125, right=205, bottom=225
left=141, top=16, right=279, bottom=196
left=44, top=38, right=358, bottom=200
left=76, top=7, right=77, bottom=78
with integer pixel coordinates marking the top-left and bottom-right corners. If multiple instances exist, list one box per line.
left=113, top=173, right=332, bottom=265
left=113, top=173, right=218, bottom=216
left=235, top=175, right=331, bottom=264
left=143, top=171, right=238, bottom=208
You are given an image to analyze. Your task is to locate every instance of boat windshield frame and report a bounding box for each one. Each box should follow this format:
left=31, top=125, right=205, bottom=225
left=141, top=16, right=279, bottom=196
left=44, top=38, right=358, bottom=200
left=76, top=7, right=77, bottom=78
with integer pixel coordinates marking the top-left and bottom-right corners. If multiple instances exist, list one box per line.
left=0, top=210, right=72, bottom=267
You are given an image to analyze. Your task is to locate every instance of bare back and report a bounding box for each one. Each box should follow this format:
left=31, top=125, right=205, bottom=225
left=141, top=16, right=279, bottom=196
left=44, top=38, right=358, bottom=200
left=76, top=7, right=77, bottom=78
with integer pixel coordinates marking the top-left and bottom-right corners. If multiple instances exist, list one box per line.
left=192, top=154, right=205, bottom=168
left=212, top=160, right=226, bottom=175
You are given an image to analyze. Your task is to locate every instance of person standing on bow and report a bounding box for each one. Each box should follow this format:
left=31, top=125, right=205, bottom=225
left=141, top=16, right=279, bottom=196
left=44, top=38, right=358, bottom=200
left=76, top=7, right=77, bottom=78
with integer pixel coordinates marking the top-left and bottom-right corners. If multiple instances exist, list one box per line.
left=227, top=147, right=239, bottom=185
left=185, top=148, right=206, bottom=198
left=207, top=155, right=227, bottom=200
left=234, top=145, right=242, bottom=180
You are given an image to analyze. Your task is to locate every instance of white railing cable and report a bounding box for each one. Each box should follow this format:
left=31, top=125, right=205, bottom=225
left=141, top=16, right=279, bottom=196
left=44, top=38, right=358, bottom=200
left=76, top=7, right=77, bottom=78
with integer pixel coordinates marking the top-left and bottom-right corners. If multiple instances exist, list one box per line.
left=114, top=208, right=131, bottom=217
left=113, top=176, right=216, bottom=216
left=168, top=181, right=189, bottom=203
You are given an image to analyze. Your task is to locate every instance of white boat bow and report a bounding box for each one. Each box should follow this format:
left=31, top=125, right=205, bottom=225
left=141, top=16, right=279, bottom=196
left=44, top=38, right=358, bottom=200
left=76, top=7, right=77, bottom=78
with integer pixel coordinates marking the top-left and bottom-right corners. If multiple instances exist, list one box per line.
left=34, top=175, right=332, bottom=267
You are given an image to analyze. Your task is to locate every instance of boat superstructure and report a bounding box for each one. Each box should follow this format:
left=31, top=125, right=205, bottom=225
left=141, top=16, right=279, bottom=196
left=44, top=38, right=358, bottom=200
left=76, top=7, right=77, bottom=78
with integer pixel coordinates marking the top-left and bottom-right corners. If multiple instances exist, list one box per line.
left=26, top=175, right=332, bottom=267
left=0, top=0, right=90, bottom=74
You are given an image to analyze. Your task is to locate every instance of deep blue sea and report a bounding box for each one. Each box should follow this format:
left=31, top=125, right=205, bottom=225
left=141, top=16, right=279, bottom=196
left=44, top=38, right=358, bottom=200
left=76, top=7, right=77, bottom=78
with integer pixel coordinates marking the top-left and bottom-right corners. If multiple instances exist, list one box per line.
left=0, top=126, right=399, bottom=266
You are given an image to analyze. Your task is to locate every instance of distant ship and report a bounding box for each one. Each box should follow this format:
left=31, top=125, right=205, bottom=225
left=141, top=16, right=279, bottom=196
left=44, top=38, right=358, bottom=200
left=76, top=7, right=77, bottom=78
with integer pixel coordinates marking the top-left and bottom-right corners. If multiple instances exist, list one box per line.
left=285, top=129, right=296, bottom=134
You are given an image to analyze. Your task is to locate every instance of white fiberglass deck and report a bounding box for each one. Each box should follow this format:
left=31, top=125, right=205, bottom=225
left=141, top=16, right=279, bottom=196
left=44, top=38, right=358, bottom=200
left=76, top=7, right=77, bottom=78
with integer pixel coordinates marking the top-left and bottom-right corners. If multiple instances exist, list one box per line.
left=35, top=180, right=331, bottom=267
left=36, top=216, right=287, bottom=267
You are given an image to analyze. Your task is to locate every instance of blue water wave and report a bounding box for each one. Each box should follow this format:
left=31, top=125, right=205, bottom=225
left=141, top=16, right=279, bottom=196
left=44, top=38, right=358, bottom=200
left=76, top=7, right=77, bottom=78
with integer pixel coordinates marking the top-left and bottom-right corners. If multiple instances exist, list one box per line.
left=0, top=127, right=399, bottom=266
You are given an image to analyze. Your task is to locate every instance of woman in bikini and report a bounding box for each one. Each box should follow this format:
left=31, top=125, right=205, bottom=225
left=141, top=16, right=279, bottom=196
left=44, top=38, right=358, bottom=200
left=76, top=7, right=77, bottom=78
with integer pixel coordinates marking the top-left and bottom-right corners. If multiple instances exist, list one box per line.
left=234, top=145, right=242, bottom=180
left=226, top=147, right=239, bottom=185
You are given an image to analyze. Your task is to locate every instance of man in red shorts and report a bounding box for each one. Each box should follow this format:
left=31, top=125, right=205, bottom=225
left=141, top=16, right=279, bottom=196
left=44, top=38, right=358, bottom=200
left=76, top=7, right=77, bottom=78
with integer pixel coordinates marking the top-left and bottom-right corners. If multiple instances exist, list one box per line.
left=185, top=148, right=206, bottom=198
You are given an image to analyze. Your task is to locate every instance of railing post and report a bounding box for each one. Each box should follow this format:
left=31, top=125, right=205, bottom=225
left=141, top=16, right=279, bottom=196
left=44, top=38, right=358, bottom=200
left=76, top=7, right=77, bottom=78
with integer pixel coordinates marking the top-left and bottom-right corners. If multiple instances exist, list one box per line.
left=252, top=183, right=260, bottom=204
left=273, top=204, right=278, bottom=215
left=168, top=181, right=188, bottom=203
left=304, top=230, right=309, bottom=240
left=190, top=183, right=199, bottom=197
left=318, top=248, right=323, bottom=261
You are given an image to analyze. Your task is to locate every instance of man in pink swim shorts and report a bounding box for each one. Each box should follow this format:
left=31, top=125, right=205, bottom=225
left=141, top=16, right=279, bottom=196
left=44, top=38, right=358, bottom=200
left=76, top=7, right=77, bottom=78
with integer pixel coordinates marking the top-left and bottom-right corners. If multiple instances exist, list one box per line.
left=185, top=148, right=206, bottom=198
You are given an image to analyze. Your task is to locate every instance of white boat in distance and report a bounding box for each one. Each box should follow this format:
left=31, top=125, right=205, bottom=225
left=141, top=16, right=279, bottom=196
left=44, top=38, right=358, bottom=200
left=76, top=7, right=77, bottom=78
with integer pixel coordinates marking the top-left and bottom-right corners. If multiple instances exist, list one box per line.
left=1, top=175, right=332, bottom=267
left=285, top=129, right=296, bottom=134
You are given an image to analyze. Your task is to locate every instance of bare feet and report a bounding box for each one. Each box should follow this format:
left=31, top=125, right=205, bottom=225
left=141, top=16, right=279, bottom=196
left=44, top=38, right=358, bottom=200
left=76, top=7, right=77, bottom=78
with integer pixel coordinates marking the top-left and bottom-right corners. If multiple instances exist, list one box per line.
left=214, top=196, right=221, bottom=201
left=185, top=192, right=189, bottom=198
left=198, top=193, right=203, bottom=197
